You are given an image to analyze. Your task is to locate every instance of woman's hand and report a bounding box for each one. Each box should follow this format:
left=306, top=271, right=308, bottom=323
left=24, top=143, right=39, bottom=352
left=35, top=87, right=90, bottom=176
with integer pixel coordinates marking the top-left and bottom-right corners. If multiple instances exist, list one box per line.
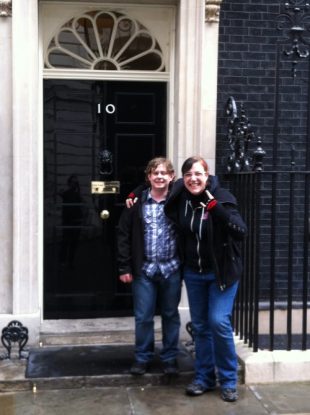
left=126, top=192, right=138, bottom=208
left=205, top=189, right=214, bottom=200
left=125, top=197, right=137, bottom=208
left=200, top=189, right=217, bottom=210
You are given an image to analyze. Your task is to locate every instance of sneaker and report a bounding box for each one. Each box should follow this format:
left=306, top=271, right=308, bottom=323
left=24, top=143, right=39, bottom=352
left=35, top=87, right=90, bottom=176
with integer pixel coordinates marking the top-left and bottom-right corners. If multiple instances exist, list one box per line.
left=162, top=359, right=179, bottom=375
left=185, top=382, right=207, bottom=396
left=130, top=361, right=148, bottom=376
left=221, top=388, right=238, bottom=402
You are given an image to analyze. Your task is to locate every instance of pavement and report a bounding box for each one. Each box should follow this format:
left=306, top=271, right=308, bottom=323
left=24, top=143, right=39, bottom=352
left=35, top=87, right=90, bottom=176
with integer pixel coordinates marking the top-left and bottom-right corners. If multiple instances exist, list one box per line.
left=0, top=335, right=310, bottom=415
left=0, top=346, right=310, bottom=415
left=0, top=382, right=310, bottom=415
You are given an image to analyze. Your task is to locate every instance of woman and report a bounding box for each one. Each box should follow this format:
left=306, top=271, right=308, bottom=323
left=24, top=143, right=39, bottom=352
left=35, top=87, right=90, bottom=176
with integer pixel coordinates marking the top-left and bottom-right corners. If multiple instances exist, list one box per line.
left=164, top=156, right=247, bottom=402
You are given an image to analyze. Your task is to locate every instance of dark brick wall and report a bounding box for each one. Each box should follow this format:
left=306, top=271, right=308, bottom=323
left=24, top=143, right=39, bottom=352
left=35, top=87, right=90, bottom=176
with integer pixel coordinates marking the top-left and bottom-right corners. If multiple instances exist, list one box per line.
left=216, top=0, right=310, bottom=303
left=216, top=0, right=309, bottom=172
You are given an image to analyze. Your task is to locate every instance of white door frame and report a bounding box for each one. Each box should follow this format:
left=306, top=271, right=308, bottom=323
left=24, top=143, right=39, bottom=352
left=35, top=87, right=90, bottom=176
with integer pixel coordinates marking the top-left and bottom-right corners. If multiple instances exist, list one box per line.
left=7, top=0, right=222, bottom=341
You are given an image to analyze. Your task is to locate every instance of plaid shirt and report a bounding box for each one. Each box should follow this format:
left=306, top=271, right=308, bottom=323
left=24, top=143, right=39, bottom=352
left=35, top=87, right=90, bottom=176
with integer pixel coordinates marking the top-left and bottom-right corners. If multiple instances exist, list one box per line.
left=142, top=191, right=180, bottom=278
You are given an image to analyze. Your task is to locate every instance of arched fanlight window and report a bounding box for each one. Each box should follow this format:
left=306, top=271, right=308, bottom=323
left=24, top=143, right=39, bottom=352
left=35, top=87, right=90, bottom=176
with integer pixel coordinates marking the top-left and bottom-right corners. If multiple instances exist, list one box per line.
left=45, top=10, right=165, bottom=71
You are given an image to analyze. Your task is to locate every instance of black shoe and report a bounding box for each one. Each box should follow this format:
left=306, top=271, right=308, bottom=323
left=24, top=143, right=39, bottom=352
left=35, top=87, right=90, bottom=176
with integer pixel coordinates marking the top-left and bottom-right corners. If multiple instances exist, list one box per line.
left=185, top=382, right=206, bottom=396
left=221, top=388, right=238, bottom=402
left=130, top=361, right=148, bottom=376
left=162, top=359, right=179, bottom=375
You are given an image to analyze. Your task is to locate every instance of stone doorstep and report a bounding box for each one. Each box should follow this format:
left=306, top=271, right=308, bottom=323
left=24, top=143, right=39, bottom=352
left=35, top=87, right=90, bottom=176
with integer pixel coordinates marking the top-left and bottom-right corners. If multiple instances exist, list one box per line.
left=0, top=339, right=196, bottom=392
left=3, top=335, right=310, bottom=389
left=7, top=320, right=310, bottom=388
left=236, top=338, right=310, bottom=384
left=10, top=329, right=310, bottom=390
left=39, top=331, right=138, bottom=347
left=39, top=327, right=161, bottom=347
left=0, top=366, right=244, bottom=394
left=0, top=345, right=244, bottom=393
left=0, top=370, right=195, bottom=393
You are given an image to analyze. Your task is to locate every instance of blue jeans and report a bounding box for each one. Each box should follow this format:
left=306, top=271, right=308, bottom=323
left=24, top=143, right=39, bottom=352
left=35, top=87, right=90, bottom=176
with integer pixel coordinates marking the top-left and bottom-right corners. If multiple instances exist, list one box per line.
left=132, top=271, right=181, bottom=363
left=184, top=267, right=239, bottom=389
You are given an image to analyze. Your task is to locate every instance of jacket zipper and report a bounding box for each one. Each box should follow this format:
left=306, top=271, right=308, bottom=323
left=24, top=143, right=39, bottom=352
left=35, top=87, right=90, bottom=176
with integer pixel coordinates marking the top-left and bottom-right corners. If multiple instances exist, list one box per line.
left=207, top=214, right=225, bottom=290
left=191, top=205, right=205, bottom=274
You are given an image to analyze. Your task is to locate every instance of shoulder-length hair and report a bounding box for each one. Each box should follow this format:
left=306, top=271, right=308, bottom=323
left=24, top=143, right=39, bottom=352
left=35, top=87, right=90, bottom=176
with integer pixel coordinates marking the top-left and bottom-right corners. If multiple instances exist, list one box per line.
left=181, top=156, right=209, bottom=176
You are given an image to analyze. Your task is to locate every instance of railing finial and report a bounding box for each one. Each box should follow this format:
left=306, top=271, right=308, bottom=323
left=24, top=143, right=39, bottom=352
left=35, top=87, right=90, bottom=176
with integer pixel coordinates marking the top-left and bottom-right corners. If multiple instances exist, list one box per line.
left=225, top=96, right=264, bottom=172
left=252, top=136, right=266, bottom=172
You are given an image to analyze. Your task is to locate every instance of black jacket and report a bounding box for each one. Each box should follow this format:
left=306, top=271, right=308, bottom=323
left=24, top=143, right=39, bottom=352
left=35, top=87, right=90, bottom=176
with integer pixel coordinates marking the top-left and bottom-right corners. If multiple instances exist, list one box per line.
left=117, top=189, right=148, bottom=277
left=164, top=176, right=247, bottom=289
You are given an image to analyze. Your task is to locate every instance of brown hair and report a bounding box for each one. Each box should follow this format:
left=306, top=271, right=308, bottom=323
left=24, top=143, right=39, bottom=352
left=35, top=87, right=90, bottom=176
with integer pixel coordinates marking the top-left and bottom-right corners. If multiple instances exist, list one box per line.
left=181, top=156, right=209, bottom=176
left=145, top=157, right=175, bottom=182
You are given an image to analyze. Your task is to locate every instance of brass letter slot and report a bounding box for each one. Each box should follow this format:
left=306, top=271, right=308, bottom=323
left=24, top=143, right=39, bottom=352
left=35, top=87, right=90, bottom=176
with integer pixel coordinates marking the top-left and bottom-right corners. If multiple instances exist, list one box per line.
left=91, top=181, right=120, bottom=194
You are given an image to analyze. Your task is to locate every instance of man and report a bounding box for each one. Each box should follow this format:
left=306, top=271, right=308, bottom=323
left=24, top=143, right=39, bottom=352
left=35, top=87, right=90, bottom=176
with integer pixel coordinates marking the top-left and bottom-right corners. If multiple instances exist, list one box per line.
left=117, top=157, right=181, bottom=376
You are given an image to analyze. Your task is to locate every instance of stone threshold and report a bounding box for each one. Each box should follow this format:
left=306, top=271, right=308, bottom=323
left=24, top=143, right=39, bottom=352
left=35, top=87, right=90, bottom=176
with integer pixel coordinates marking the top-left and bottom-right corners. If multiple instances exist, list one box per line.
left=236, top=338, right=310, bottom=383
left=0, top=364, right=194, bottom=393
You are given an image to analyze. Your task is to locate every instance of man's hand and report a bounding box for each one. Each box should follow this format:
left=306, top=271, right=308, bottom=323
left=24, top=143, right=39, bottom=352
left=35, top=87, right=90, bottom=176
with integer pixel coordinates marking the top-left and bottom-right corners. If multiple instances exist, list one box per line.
left=119, top=273, right=133, bottom=283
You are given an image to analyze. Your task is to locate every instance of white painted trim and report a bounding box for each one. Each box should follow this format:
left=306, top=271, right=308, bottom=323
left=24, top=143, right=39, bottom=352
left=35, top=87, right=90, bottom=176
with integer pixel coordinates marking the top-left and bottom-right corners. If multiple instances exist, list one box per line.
left=174, top=0, right=205, bottom=174
left=40, top=1, right=177, bottom=6
left=38, top=1, right=177, bottom=321
left=41, top=2, right=174, bottom=72
left=174, top=0, right=220, bottom=176
left=166, top=4, right=176, bottom=164
left=38, top=6, right=45, bottom=324
left=36, top=0, right=222, bottom=322
left=0, top=10, right=13, bottom=313
left=12, top=0, right=40, bottom=315
left=43, top=68, right=170, bottom=81
left=200, top=6, right=221, bottom=175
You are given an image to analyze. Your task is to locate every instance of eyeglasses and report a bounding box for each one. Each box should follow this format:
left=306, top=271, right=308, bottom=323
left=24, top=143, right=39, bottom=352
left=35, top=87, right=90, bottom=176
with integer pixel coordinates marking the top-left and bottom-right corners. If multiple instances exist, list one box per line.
left=183, top=172, right=206, bottom=178
left=151, top=171, right=170, bottom=176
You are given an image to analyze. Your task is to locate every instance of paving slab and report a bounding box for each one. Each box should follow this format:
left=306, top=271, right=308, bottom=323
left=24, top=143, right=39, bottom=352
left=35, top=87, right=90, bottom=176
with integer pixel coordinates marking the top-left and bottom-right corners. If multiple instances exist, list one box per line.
left=0, top=385, right=266, bottom=415
left=250, top=383, right=310, bottom=414
left=127, top=385, right=269, bottom=415
left=0, top=387, right=131, bottom=415
left=0, top=383, right=310, bottom=415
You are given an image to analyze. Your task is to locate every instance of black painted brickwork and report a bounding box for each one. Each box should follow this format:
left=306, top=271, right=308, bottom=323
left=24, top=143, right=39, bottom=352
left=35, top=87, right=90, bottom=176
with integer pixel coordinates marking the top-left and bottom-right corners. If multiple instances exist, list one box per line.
left=216, top=0, right=310, bottom=302
left=216, top=0, right=309, bottom=172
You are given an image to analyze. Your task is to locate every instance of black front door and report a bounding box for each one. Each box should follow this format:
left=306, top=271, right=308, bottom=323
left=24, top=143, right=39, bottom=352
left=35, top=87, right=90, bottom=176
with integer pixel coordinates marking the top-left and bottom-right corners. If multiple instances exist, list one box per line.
left=44, top=80, right=167, bottom=319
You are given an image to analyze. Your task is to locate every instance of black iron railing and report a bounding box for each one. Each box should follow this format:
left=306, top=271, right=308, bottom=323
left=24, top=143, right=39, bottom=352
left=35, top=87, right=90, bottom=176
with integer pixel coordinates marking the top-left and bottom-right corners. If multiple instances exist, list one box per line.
left=227, top=170, right=310, bottom=352
left=223, top=85, right=310, bottom=352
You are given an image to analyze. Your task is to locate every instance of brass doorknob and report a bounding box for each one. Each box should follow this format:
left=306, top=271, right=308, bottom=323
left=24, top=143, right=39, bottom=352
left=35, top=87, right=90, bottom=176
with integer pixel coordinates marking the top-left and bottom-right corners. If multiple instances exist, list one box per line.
left=100, top=209, right=110, bottom=220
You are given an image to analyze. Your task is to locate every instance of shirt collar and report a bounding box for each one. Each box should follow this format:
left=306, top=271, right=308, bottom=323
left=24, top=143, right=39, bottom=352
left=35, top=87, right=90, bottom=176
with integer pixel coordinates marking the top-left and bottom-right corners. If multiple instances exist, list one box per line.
left=146, top=189, right=167, bottom=204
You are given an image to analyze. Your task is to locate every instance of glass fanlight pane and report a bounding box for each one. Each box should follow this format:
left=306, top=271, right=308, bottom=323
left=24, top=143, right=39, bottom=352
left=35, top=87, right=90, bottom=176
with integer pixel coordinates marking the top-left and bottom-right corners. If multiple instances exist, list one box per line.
left=121, top=53, right=164, bottom=71
left=45, top=10, right=165, bottom=72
